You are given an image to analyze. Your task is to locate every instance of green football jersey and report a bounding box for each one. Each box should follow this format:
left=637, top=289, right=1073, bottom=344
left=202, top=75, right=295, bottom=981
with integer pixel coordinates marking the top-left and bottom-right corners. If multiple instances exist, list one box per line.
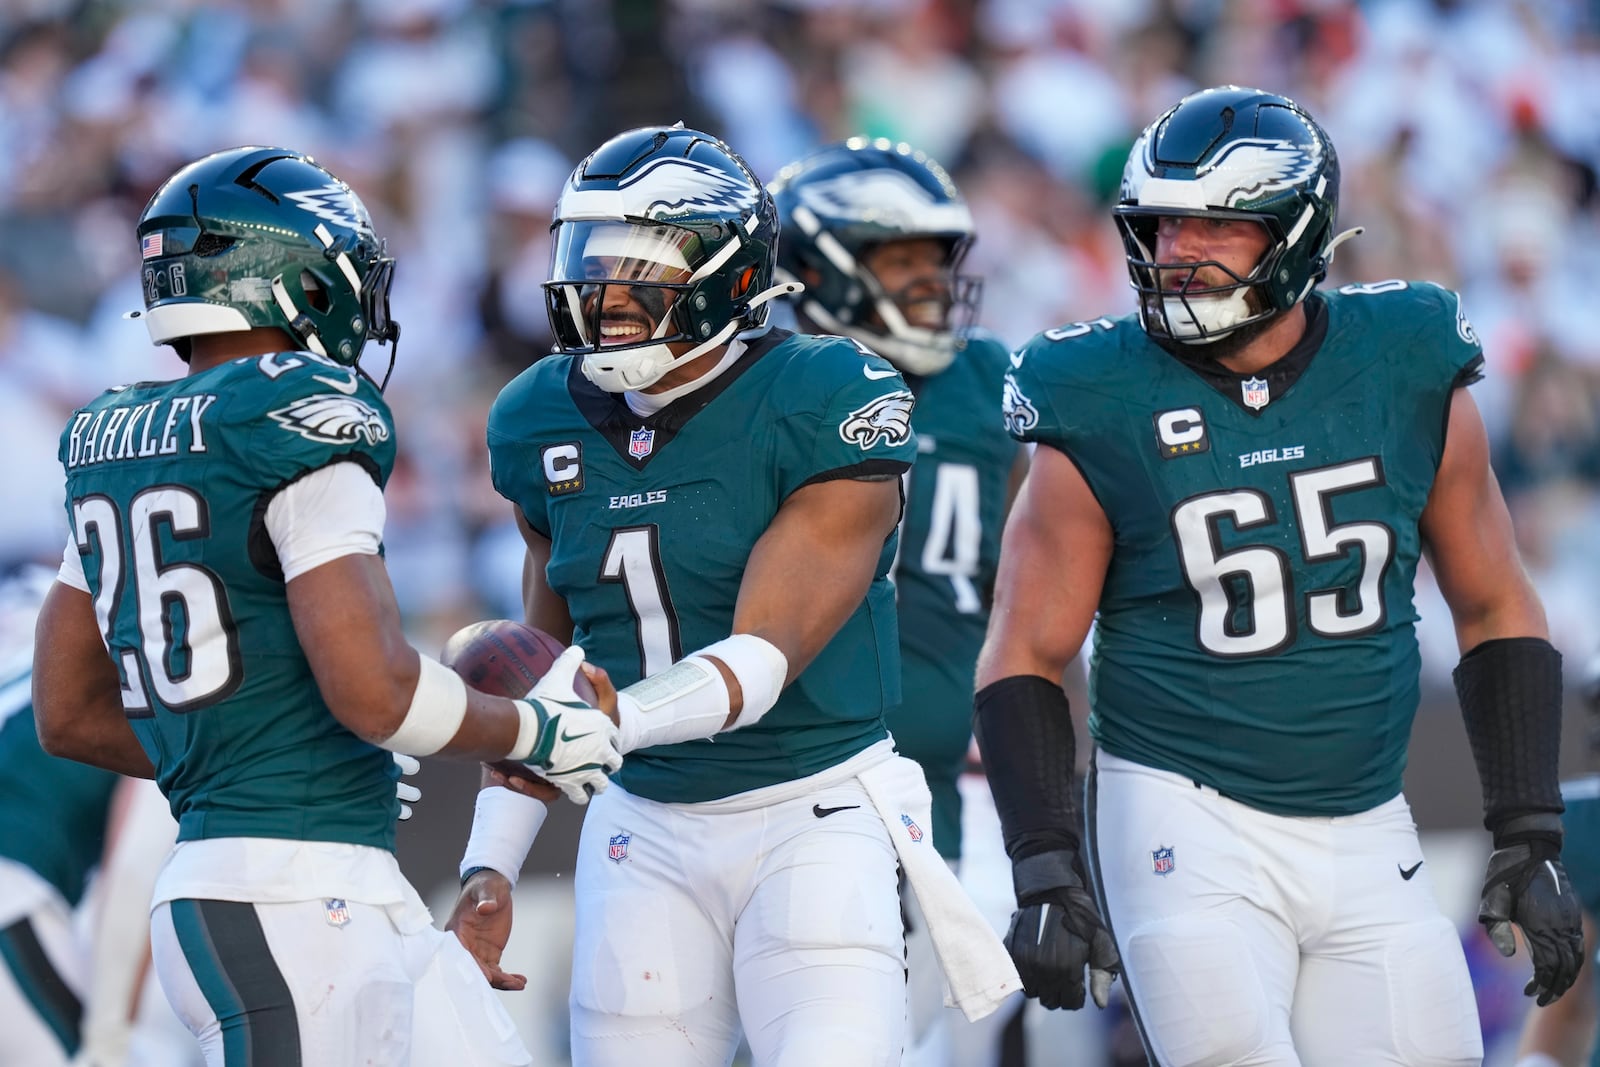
left=57, top=351, right=401, bottom=848
left=1005, top=282, right=1483, bottom=816
left=488, top=330, right=917, bottom=804
left=1557, top=776, right=1600, bottom=1067
left=0, top=668, right=117, bottom=906
left=891, top=330, right=1021, bottom=858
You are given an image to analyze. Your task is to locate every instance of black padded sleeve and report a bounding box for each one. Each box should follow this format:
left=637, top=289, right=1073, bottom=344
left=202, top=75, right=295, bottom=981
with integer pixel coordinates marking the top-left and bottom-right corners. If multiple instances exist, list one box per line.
left=1454, top=636, right=1564, bottom=844
left=973, top=675, right=1081, bottom=861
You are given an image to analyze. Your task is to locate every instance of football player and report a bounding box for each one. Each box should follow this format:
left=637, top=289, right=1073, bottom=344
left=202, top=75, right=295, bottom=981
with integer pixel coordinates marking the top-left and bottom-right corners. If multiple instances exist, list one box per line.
left=975, top=85, right=1585, bottom=1065
left=445, top=124, right=1016, bottom=1067
left=768, top=138, right=1027, bottom=1066
left=1515, top=655, right=1600, bottom=1067
left=31, top=146, right=622, bottom=1066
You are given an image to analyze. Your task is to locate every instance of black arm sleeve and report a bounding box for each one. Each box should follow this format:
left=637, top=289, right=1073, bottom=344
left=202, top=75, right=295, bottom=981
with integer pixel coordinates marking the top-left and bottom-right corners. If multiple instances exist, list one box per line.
left=973, top=675, right=1080, bottom=862
left=1454, top=636, right=1564, bottom=844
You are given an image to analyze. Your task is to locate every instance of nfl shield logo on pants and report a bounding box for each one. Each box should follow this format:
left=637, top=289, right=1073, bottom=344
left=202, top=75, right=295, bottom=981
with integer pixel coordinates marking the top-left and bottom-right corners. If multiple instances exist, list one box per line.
left=628, top=428, right=655, bottom=459
left=1241, top=376, right=1270, bottom=410
left=1151, top=846, right=1175, bottom=876
left=608, top=832, right=632, bottom=863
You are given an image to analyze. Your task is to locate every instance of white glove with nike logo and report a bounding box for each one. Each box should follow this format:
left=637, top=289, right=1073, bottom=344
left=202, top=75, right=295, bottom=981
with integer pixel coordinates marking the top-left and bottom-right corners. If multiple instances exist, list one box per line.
left=516, top=645, right=622, bottom=805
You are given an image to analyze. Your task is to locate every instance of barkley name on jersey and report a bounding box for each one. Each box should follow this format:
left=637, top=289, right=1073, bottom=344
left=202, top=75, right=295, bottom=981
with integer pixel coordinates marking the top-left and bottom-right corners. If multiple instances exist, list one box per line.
left=1003, top=281, right=1482, bottom=816
left=488, top=328, right=918, bottom=804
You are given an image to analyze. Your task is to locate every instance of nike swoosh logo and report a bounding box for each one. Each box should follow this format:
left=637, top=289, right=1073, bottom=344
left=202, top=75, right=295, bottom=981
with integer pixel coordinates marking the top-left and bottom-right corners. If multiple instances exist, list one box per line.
left=812, top=803, right=861, bottom=818
left=560, top=729, right=596, bottom=743
left=313, top=373, right=359, bottom=395
left=862, top=365, right=898, bottom=380
left=1009, top=350, right=1025, bottom=368
left=1399, top=861, right=1423, bottom=881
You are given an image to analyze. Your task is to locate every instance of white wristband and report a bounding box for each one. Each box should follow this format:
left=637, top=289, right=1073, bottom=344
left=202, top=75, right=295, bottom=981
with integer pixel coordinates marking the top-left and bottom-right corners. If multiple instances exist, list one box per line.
left=379, top=656, right=467, bottom=756
left=614, top=657, right=728, bottom=753
left=459, top=786, right=548, bottom=889
left=694, top=633, right=788, bottom=726
left=612, top=633, right=788, bottom=752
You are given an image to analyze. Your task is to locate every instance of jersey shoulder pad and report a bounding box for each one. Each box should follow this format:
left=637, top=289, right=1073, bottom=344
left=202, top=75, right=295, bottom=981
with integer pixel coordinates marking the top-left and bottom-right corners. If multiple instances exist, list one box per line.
left=1003, top=314, right=1143, bottom=445
left=1011, top=314, right=1141, bottom=387
left=488, top=353, right=576, bottom=445
left=764, top=331, right=909, bottom=406
left=229, top=352, right=395, bottom=481
left=760, top=332, right=917, bottom=476
left=1323, top=280, right=1482, bottom=385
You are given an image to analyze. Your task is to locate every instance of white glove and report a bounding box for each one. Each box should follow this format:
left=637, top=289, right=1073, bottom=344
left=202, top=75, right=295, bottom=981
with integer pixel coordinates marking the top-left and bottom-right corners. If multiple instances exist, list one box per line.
left=393, top=753, right=421, bottom=820
left=518, top=645, right=622, bottom=805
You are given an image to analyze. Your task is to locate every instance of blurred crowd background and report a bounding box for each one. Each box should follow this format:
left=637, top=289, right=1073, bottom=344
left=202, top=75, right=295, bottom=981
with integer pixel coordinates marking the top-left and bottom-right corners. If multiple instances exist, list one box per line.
left=4, top=0, right=1600, bottom=1062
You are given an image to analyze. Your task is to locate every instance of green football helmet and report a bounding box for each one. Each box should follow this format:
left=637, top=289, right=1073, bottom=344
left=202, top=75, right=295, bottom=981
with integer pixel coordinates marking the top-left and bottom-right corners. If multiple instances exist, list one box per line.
left=545, top=124, right=794, bottom=393
left=770, top=137, right=978, bottom=376
left=135, top=146, right=398, bottom=376
left=1114, top=86, right=1356, bottom=347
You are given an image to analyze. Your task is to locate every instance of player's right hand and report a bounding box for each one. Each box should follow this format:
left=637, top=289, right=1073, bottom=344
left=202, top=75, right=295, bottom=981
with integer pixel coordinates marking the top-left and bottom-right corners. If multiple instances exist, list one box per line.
left=1005, top=848, right=1122, bottom=1011
left=518, top=646, right=622, bottom=805
left=1479, top=838, right=1585, bottom=1005
left=446, top=868, right=526, bottom=991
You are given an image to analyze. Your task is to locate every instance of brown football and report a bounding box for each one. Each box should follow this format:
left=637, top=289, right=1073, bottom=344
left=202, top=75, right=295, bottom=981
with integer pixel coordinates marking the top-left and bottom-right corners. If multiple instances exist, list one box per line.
left=438, top=619, right=598, bottom=792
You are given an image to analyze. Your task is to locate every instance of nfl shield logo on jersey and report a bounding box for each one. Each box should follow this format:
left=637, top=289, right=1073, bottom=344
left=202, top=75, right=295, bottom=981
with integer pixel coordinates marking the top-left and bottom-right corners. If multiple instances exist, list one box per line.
left=628, top=428, right=655, bottom=459
left=900, top=814, right=924, bottom=843
left=608, top=831, right=632, bottom=863
left=324, top=898, right=352, bottom=926
left=1241, top=376, right=1270, bottom=410
left=1151, top=846, right=1175, bottom=876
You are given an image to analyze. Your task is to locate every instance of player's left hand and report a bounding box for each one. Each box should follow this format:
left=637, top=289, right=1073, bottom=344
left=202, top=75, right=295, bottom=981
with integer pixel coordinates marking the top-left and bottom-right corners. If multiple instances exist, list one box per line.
left=393, top=753, right=421, bottom=820
left=1005, top=848, right=1121, bottom=1010
left=446, top=868, right=526, bottom=991
left=1479, top=839, right=1585, bottom=1005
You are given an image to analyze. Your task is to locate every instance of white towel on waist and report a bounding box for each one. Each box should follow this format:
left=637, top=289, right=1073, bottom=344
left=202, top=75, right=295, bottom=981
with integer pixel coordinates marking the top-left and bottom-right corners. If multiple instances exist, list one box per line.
left=857, top=755, right=1022, bottom=1021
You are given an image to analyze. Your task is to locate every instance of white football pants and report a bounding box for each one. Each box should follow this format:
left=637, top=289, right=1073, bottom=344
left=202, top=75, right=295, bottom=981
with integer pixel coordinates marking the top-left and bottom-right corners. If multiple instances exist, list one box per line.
left=150, top=897, right=530, bottom=1067
left=569, top=776, right=906, bottom=1067
left=1088, top=749, right=1482, bottom=1067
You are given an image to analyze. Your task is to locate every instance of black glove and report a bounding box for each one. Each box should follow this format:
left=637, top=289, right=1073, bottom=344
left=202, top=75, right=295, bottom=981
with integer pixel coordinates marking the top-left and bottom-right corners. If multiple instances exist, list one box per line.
left=1479, top=835, right=1585, bottom=1006
left=1004, top=849, right=1121, bottom=1010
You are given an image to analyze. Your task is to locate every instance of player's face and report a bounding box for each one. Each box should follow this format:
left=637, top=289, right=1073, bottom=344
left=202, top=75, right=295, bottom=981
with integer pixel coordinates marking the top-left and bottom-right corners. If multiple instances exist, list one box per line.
left=581, top=256, right=687, bottom=348
left=862, top=238, right=952, bottom=330
left=1153, top=216, right=1271, bottom=292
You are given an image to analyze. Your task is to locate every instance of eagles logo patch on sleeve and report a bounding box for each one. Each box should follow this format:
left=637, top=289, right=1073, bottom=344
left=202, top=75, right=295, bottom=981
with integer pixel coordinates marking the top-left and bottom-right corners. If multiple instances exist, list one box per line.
left=839, top=391, right=915, bottom=450
left=1002, top=373, right=1039, bottom=437
left=269, top=394, right=391, bottom=446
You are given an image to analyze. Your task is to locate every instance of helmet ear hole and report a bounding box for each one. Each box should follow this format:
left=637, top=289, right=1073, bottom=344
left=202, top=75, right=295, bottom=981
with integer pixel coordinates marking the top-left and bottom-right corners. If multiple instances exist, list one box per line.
left=300, top=269, right=329, bottom=312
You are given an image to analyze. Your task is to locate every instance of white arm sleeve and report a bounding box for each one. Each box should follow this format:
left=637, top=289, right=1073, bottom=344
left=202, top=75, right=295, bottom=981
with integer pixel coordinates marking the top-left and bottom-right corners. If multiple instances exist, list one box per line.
left=56, top=533, right=88, bottom=592
left=264, top=461, right=386, bottom=581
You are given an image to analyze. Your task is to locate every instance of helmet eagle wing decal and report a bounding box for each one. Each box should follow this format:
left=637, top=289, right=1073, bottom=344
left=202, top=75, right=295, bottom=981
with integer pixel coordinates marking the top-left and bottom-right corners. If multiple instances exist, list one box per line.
left=618, top=157, right=759, bottom=219
left=1198, top=139, right=1322, bottom=207
left=282, top=183, right=371, bottom=232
